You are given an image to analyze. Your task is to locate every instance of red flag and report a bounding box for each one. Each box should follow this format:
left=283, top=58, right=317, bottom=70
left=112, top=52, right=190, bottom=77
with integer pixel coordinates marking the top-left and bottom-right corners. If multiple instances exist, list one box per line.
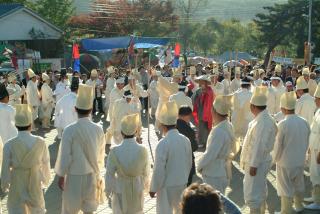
left=174, top=43, right=180, bottom=57
left=72, top=44, right=80, bottom=59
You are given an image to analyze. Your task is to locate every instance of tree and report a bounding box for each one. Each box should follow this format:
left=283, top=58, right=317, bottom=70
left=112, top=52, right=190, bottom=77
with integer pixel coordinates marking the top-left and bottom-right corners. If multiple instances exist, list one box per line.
left=69, top=0, right=178, bottom=38
left=254, top=0, right=320, bottom=66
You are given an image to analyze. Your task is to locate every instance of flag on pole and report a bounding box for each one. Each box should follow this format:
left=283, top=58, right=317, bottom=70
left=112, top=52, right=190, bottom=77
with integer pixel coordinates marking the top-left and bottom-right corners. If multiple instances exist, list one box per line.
left=72, top=44, right=80, bottom=73
left=174, top=43, right=180, bottom=57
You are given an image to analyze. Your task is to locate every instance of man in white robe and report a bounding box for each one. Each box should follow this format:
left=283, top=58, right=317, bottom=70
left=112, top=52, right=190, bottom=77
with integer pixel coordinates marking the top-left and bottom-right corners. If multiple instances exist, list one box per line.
left=198, top=95, right=236, bottom=194
left=240, top=86, right=277, bottom=214
left=186, top=66, right=198, bottom=94
left=105, top=114, right=150, bottom=214
left=210, top=69, right=224, bottom=96
left=0, top=83, right=18, bottom=143
left=302, top=67, right=318, bottom=96
left=107, top=77, right=125, bottom=122
left=295, top=76, right=317, bottom=125
left=148, top=70, right=160, bottom=117
left=267, top=76, right=286, bottom=115
left=86, top=69, right=104, bottom=114
left=221, top=70, right=231, bottom=95
left=150, top=101, right=192, bottom=214
left=231, top=77, right=254, bottom=141
left=104, top=66, right=116, bottom=117
left=230, top=67, right=241, bottom=93
left=109, top=90, right=141, bottom=145
left=273, top=92, right=310, bottom=213
left=41, top=73, right=55, bottom=129
left=305, top=83, right=320, bottom=210
left=55, top=84, right=106, bottom=214
left=26, top=69, right=41, bottom=131
left=54, top=77, right=79, bottom=139
left=54, top=74, right=70, bottom=103
left=1, top=104, right=50, bottom=213
left=6, top=74, right=23, bottom=105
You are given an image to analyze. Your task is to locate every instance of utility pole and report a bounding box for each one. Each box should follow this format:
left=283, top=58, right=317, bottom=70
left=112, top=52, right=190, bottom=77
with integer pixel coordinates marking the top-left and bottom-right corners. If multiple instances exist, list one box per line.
left=308, top=0, right=312, bottom=64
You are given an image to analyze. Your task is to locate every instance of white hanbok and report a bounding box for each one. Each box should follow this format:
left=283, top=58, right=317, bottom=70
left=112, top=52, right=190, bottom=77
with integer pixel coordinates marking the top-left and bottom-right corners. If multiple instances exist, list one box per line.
left=149, top=80, right=159, bottom=116
left=55, top=118, right=106, bottom=214
left=309, top=109, right=320, bottom=185
left=1, top=131, right=50, bottom=214
left=104, top=77, right=116, bottom=114
left=41, top=82, right=55, bottom=120
left=7, top=83, right=22, bottom=105
left=221, top=79, right=231, bottom=95
left=105, top=138, right=150, bottom=214
left=240, top=110, right=277, bottom=210
left=211, top=82, right=224, bottom=96
left=107, top=87, right=124, bottom=122
left=169, top=91, right=193, bottom=110
left=26, top=80, right=40, bottom=120
left=54, top=80, right=70, bottom=102
left=150, top=129, right=192, bottom=214
left=273, top=115, right=310, bottom=197
left=230, top=78, right=241, bottom=93
left=54, top=92, right=77, bottom=131
left=0, top=103, right=18, bottom=143
left=267, top=85, right=286, bottom=115
left=198, top=120, right=236, bottom=194
left=295, top=93, right=317, bottom=125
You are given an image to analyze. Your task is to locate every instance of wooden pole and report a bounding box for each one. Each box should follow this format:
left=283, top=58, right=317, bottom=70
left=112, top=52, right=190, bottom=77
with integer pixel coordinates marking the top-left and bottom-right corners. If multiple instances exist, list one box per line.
left=147, top=51, right=154, bottom=163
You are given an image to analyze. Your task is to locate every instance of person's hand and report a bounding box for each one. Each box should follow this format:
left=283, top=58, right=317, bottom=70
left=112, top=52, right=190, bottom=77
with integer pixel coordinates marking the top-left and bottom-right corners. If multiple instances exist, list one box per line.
left=58, top=176, right=65, bottom=191
left=249, top=167, right=257, bottom=176
left=317, top=152, right=320, bottom=164
left=149, top=192, right=156, bottom=198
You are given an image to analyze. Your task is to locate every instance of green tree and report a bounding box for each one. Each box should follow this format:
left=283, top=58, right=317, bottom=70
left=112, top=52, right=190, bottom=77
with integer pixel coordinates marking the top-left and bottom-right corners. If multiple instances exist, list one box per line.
left=254, top=0, right=320, bottom=66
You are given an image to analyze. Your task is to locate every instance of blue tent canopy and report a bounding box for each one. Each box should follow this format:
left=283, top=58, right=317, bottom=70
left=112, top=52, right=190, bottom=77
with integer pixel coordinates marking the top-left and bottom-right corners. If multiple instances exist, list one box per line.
left=81, top=36, right=171, bottom=51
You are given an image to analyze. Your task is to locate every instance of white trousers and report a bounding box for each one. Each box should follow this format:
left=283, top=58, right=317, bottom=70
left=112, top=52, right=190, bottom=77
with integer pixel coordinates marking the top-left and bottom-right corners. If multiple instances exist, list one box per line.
left=203, top=175, right=228, bottom=194
left=276, top=165, right=305, bottom=197
left=156, top=185, right=185, bottom=214
left=61, top=174, right=98, bottom=214
left=243, top=161, right=271, bottom=209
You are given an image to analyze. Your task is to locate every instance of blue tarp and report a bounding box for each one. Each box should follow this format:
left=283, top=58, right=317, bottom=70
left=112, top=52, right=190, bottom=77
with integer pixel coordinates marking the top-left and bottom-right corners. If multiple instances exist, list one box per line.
left=81, top=36, right=171, bottom=51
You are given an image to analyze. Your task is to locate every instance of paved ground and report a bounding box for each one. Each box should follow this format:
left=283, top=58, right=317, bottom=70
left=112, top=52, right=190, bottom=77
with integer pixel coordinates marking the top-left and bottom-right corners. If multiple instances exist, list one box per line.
left=1, top=113, right=319, bottom=214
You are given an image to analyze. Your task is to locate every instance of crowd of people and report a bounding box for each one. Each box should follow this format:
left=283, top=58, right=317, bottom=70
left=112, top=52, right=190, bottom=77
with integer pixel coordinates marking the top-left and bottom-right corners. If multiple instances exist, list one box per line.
left=0, top=61, right=319, bottom=214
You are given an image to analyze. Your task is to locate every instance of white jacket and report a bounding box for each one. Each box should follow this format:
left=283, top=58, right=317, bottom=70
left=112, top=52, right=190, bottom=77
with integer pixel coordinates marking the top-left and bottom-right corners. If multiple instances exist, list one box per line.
left=150, top=129, right=192, bottom=191
left=273, top=114, right=310, bottom=168
left=26, top=80, right=40, bottom=107
left=198, top=120, right=235, bottom=178
left=54, top=92, right=77, bottom=129
left=55, top=117, right=106, bottom=176
left=241, top=110, right=277, bottom=167
left=0, top=103, right=18, bottom=143
left=231, top=88, right=253, bottom=139
left=230, top=78, right=241, bottom=93
left=107, top=87, right=124, bottom=121
left=267, top=85, right=285, bottom=115
left=295, top=93, right=317, bottom=125
left=309, top=109, right=320, bottom=185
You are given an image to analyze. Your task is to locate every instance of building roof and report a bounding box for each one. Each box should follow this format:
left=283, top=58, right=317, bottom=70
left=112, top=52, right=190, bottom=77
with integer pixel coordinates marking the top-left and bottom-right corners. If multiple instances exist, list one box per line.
left=0, top=3, right=24, bottom=19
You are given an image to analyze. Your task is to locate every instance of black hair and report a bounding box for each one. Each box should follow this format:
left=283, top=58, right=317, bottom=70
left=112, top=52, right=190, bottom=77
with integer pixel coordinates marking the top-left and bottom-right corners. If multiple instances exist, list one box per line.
left=16, top=125, right=31, bottom=131
left=163, top=124, right=176, bottom=130
left=254, top=105, right=267, bottom=111
left=303, top=88, right=309, bottom=93
left=179, top=106, right=193, bottom=116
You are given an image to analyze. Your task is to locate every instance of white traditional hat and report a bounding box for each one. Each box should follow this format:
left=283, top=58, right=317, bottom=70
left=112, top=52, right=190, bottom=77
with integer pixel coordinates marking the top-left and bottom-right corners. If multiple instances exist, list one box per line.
left=76, top=84, right=94, bottom=110
left=121, top=113, right=140, bottom=136
left=296, top=76, right=308, bottom=90
left=116, top=77, right=125, bottom=84
left=213, top=95, right=233, bottom=116
left=15, top=104, right=32, bottom=127
left=195, top=75, right=211, bottom=83
left=285, top=81, right=293, bottom=87
left=28, top=69, right=36, bottom=78
left=223, top=67, right=229, bottom=74
left=270, top=76, right=281, bottom=81
left=314, top=82, right=320, bottom=98
left=107, top=66, right=115, bottom=75
left=280, top=91, right=297, bottom=110
left=302, top=67, right=310, bottom=75
left=158, top=101, right=178, bottom=126
left=189, top=66, right=196, bottom=75
left=250, top=86, right=268, bottom=106
left=235, top=67, right=241, bottom=75
left=275, top=64, right=282, bottom=74
left=42, top=73, right=50, bottom=82
left=91, top=69, right=98, bottom=77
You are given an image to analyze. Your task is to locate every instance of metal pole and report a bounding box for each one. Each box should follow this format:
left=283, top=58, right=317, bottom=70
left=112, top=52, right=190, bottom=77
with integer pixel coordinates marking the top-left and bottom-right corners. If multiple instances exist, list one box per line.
left=308, top=0, right=312, bottom=64
left=147, top=52, right=155, bottom=163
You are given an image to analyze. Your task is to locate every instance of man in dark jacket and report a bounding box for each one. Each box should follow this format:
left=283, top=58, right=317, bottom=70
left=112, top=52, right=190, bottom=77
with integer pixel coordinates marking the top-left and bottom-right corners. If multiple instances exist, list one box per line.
left=176, top=106, right=198, bottom=186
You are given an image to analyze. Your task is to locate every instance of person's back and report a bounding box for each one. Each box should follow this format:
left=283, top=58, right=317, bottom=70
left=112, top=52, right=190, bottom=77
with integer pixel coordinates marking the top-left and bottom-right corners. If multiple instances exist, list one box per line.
left=54, top=92, right=77, bottom=129
left=295, top=93, right=316, bottom=125
left=0, top=102, right=17, bottom=143
left=55, top=117, right=105, bottom=175
left=276, top=115, right=310, bottom=167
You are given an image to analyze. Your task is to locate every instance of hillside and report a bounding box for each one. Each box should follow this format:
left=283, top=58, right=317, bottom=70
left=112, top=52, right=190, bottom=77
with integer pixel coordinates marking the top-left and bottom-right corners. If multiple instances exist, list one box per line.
left=179, top=0, right=288, bottom=22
